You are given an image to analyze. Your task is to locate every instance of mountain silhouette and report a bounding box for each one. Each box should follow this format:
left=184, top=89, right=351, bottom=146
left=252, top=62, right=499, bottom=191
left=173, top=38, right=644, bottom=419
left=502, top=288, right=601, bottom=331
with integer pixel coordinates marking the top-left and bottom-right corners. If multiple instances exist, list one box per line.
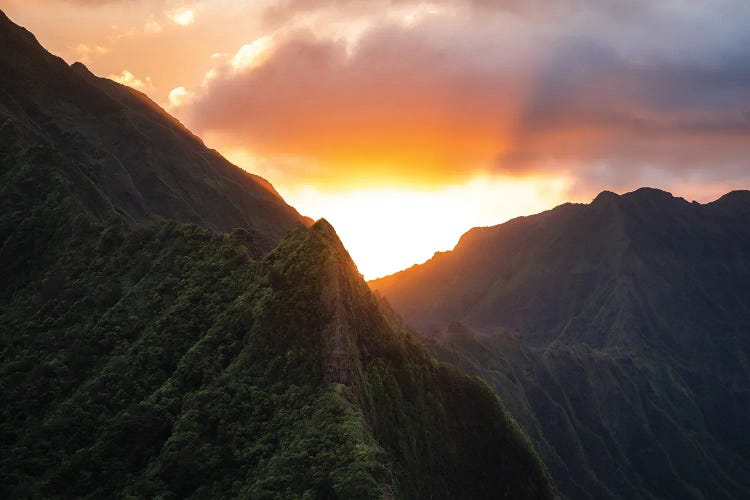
left=372, top=188, right=750, bottom=498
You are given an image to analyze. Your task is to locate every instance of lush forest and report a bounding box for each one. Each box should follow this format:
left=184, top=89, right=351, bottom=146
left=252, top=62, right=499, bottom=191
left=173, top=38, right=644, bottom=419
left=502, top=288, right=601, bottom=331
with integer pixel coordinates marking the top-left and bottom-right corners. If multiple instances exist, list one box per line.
left=0, top=193, right=552, bottom=498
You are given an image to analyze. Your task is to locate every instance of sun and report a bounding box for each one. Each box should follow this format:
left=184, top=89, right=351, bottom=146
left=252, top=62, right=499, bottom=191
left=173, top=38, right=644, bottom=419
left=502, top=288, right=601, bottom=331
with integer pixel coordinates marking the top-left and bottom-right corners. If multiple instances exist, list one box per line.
left=281, top=176, right=572, bottom=280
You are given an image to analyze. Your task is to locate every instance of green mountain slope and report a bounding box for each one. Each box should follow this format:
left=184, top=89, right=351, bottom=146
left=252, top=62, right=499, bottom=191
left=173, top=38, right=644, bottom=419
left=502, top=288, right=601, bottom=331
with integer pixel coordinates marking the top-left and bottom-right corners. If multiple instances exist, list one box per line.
left=0, top=11, right=553, bottom=499
left=0, top=214, right=553, bottom=498
left=372, top=188, right=750, bottom=499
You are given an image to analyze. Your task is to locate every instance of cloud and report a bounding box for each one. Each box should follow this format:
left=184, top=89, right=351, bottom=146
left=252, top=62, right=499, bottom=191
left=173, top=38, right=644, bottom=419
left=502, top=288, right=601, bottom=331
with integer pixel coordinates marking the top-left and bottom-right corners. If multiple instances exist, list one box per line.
left=261, top=0, right=415, bottom=25
left=167, top=8, right=195, bottom=26
left=144, top=15, right=163, bottom=34
left=74, top=43, right=109, bottom=62
left=497, top=36, right=750, bottom=188
left=183, top=20, right=530, bottom=187
left=178, top=5, right=750, bottom=193
left=29, top=0, right=748, bottom=195
left=167, top=86, right=194, bottom=108
left=231, top=36, right=274, bottom=70
left=108, top=69, right=154, bottom=90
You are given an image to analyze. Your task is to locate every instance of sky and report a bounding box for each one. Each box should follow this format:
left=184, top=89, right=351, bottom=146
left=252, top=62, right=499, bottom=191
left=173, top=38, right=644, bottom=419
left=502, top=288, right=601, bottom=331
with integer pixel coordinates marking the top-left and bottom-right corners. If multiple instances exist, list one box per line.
left=2, top=0, right=750, bottom=278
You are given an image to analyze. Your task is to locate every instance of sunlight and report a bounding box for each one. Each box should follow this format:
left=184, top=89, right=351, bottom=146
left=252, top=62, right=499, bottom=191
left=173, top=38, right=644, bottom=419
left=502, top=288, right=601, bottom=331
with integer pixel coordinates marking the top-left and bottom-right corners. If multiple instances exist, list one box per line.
left=282, top=175, right=572, bottom=280
left=231, top=36, right=274, bottom=70
left=167, top=86, right=193, bottom=108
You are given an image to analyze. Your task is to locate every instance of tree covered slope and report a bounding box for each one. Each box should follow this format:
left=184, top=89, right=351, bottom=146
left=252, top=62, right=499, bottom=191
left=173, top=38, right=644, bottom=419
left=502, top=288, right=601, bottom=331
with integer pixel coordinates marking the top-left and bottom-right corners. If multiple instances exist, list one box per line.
left=372, top=188, right=750, bottom=499
left=0, top=213, right=553, bottom=498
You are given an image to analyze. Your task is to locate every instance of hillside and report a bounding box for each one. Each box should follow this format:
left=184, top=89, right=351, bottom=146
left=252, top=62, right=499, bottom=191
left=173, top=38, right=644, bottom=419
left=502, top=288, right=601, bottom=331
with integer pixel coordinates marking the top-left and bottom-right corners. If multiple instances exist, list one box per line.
left=0, top=215, right=553, bottom=498
left=372, top=188, right=750, bottom=498
left=0, top=11, right=553, bottom=498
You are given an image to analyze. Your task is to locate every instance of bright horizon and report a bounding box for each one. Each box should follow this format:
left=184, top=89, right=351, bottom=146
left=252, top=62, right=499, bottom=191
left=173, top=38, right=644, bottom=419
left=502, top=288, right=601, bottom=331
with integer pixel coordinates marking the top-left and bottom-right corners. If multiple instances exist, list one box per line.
left=279, top=175, right=573, bottom=279
left=3, top=0, right=749, bottom=278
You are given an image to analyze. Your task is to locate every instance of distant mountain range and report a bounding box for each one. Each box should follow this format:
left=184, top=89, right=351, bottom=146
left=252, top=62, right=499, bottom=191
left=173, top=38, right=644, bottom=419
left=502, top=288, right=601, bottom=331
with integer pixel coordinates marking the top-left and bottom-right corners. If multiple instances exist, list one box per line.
left=372, top=188, right=750, bottom=498
left=0, top=10, right=552, bottom=499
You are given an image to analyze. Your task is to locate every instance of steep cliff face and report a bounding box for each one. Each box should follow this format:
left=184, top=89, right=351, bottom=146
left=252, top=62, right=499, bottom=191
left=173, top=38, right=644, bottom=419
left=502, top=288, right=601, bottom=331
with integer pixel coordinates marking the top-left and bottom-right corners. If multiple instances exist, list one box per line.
left=373, top=188, right=750, bottom=499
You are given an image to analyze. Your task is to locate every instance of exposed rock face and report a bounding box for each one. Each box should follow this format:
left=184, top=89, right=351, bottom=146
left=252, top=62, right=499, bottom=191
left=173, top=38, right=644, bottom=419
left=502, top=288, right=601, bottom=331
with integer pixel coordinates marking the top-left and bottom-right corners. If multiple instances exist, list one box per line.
left=321, top=266, right=360, bottom=386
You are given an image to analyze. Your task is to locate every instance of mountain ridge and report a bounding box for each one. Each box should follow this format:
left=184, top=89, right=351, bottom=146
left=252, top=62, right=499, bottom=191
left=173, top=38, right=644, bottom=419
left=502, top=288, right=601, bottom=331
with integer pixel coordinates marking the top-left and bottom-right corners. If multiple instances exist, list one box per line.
left=372, top=187, right=750, bottom=498
left=372, top=187, right=750, bottom=341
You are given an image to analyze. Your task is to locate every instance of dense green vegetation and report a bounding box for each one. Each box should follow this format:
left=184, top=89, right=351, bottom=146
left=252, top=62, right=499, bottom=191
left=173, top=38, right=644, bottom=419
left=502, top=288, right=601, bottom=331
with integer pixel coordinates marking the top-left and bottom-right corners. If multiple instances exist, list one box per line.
left=0, top=10, right=553, bottom=498
left=429, top=328, right=750, bottom=499
left=1, top=209, right=381, bottom=498
left=372, top=188, right=750, bottom=499
left=0, top=212, right=552, bottom=498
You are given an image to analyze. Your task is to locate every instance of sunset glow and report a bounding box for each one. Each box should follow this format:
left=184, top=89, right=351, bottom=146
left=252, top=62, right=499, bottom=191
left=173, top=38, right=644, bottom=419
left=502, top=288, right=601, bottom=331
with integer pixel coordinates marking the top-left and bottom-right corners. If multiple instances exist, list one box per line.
left=231, top=36, right=274, bottom=70
left=282, top=176, right=572, bottom=279
left=3, top=0, right=749, bottom=277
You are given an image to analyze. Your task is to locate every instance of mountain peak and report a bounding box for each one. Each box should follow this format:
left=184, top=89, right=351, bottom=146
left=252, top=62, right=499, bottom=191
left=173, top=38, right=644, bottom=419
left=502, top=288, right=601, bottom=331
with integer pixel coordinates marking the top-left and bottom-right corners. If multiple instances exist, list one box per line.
left=623, top=186, right=676, bottom=201
left=714, top=189, right=750, bottom=205
left=592, top=190, right=620, bottom=204
left=0, top=8, right=48, bottom=57
left=70, top=61, right=95, bottom=77
left=592, top=187, right=679, bottom=206
left=312, top=217, right=337, bottom=235
left=591, top=188, right=688, bottom=211
left=0, top=8, right=16, bottom=28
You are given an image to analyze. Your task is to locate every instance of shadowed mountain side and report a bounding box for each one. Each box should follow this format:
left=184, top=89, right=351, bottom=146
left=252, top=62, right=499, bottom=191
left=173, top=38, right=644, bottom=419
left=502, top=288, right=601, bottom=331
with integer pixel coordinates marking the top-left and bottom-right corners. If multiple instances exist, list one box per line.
left=372, top=188, right=750, bottom=499
left=0, top=10, right=308, bottom=254
left=427, top=328, right=750, bottom=499
left=372, top=188, right=750, bottom=349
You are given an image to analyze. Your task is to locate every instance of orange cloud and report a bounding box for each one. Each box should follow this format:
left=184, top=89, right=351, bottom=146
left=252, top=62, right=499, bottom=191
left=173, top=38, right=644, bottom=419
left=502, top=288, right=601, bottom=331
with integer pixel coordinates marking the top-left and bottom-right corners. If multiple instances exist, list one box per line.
left=73, top=42, right=109, bottom=62
left=107, top=69, right=154, bottom=90
left=179, top=14, right=750, bottom=194
left=167, top=8, right=194, bottom=27
left=6, top=0, right=750, bottom=200
left=183, top=25, right=528, bottom=188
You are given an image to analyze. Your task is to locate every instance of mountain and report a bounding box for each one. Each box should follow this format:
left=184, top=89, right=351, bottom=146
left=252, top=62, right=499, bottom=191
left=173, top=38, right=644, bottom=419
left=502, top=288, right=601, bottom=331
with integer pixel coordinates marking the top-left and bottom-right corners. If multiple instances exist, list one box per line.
left=0, top=11, right=553, bottom=498
left=0, top=9, right=308, bottom=255
left=372, top=188, right=750, bottom=499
